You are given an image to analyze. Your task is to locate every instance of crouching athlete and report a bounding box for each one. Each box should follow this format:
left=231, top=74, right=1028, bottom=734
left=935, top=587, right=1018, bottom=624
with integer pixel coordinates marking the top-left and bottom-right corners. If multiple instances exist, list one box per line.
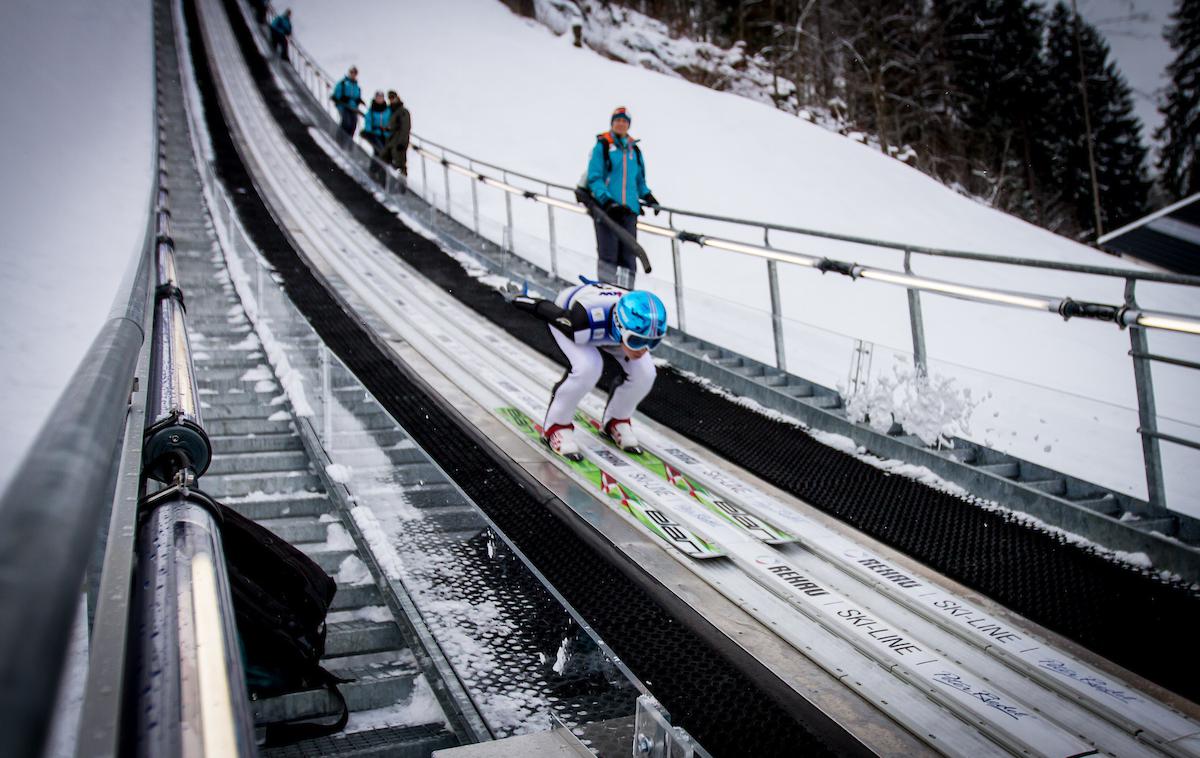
left=513, top=280, right=668, bottom=460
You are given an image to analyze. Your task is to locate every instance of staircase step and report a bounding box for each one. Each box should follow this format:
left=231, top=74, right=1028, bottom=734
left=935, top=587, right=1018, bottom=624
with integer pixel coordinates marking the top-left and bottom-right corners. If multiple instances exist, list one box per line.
left=209, top=432, right=304, bottom=454
left=1125, top=516, right=1177, bottom=536
left=780, top=382, right=814, bottom=398
left=257, top=516, right=334, bottom=544
left=205, top=416, right=294, bottom=437
left=222, top=493, right=331, bottom=520
left=303, top=545, right=358, bottom=573
left=252, top=659, right=420, bottom=724
left=1022, top=478, right=1067, bottom=496
left=261, top=723, right=457, bottom=758
left=978, top=462, right=1019, bottom=479
left=207, top=450, right=312, bottom=475
left=326, top=620, right=406, bottom=658
left=798, top=394, right=841, bottom=410
left=202, top=469, right=322, bottom=498
left=332, top=583, right=384, bottom=612
left=1070, top=493, right=1121, bottom=516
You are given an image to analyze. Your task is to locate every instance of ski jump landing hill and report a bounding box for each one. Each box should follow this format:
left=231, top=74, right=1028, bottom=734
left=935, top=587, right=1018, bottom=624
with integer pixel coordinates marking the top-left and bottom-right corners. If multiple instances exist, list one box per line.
left=176, top=0, right=1200, bottom=753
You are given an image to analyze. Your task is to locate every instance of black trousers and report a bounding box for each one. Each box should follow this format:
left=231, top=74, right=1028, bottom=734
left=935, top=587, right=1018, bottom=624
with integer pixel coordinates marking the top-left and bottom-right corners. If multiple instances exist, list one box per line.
left=270, top=30, right=289, bottom=60
left=595, top=210, right=638, bottom=288
left=337, top=109, right=357, bottom=140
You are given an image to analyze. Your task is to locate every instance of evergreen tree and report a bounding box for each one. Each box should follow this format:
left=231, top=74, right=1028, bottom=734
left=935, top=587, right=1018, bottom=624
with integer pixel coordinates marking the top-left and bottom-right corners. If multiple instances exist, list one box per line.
left=930, top=0, right=1053, bottom=220
left=1043, top=2, right=1150, bottom=238
left=1156, top=0, right=1200, bottom=201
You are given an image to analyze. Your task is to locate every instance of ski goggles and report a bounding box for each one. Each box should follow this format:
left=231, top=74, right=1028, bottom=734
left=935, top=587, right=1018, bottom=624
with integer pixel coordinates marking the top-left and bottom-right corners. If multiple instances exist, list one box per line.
left=621, top=329, right=664, bottom=351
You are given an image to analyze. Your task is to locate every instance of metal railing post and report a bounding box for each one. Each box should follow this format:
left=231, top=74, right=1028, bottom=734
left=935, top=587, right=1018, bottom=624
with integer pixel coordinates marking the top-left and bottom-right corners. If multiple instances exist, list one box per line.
left=420, top=149, right=429, bottom=201
left=503, top=171, right=515, bottom=256
left=470, top=160, right=480, bottom=236
left=321, top=343, right=333, bottom=448
left=442, top=151, right=452, bottom=217
left=546, top=183, right=559, bottom=279
left=669, top=212, right=687, bottom=332
left=1126, top=279, right=1168, bottom=510
left=767, top=258, right=787, bottom=372
left=904, top=249, right=928, bottom=375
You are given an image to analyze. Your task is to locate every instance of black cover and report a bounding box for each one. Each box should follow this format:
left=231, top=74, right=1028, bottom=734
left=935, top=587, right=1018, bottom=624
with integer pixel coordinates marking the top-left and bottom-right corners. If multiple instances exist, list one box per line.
left=217, top=502, right=348, bottom=744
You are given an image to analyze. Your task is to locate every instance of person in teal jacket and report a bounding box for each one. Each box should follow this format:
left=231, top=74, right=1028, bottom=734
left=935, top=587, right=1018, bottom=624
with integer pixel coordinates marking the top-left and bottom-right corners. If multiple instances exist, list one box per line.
left=585, top=107, right=659, bottom=287
left=331, top=67, right=364, bottom=141
left=269, top=9, right=292, bottom=60
left=361, top=91, right=391, bottom=155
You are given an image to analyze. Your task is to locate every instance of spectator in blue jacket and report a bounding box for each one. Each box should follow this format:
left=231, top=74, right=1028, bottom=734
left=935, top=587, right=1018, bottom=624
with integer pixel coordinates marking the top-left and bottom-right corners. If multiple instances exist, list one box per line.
left=331, top=67, right=363, bottom=142
left=361, top=91, right=391, bottom=155
left=585, top=107, right=659, bottom=287
left=269, top=9, right=292, bottom=61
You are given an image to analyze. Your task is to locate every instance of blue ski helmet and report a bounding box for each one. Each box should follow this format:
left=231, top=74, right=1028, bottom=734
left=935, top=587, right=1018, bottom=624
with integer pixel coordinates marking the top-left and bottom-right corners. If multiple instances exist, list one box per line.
left=613, top=291, right=667, bottom=351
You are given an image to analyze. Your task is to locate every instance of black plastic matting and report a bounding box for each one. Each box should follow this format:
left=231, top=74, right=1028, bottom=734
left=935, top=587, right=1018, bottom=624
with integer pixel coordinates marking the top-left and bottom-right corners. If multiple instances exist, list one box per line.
left=184, top=2, right=845, bottom=755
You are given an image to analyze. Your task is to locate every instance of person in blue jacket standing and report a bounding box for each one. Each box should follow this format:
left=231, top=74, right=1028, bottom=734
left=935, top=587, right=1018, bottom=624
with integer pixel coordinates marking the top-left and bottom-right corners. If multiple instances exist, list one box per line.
left=585, top=106, right=659, bottom=288
left=269, top=9, right=292, bottom=61
left=331, top=66, right=364, bottom=142
left=361, top=91, right=392, bottom=155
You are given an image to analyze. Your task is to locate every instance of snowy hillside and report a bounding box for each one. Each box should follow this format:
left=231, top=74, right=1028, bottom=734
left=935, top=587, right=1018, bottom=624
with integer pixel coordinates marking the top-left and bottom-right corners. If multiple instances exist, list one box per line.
left=0, top=0, right=155, bottom=494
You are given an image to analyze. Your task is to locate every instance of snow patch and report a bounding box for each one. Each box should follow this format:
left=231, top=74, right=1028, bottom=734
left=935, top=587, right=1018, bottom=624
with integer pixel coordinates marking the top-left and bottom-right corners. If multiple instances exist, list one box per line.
left=325, top=463, right=354, bottom=484
left=335, top=554, right=372, bottom=585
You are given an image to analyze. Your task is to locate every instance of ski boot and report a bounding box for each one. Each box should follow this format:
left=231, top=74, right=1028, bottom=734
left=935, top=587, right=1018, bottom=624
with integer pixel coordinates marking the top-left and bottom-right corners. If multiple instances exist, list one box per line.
left=544, top=423, right=583, bottom=462
left=604, top=418, right=643, bottom=455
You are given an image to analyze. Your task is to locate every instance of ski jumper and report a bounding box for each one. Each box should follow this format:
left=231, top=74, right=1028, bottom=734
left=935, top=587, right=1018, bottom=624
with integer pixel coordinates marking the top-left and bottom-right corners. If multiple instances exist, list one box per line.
left=519, top=282, right=657, bottom=434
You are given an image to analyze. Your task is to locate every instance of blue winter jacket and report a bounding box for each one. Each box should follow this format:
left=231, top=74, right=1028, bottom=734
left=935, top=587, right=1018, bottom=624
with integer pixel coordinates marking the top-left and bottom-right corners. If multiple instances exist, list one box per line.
left=586, top=132, right=651, bottom=213
left=270, top=14, right=292, bottom=36
left=331, top=77, right=362, bottom=114
left=362, top=105, right=392, bottom=138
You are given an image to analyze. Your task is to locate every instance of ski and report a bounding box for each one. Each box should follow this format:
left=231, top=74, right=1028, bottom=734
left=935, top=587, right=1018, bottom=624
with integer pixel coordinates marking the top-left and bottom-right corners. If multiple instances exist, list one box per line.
left=496, top=407, right=725, bottom=560
left=574, top=411, right=796, bottom=545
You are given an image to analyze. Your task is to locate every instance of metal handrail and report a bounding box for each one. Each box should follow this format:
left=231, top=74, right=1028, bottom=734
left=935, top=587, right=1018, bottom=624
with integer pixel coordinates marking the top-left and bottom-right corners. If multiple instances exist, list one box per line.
left=285, top=33, right=1200, bottom=289
left=266, top=0, right=1198, bottom=511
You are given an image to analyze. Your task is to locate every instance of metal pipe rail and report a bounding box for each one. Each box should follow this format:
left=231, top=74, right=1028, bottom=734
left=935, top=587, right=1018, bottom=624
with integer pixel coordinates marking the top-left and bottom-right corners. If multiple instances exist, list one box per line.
left=261, top=0, right=1200, bottom=512
left=79, top=3, right=256, bottom=754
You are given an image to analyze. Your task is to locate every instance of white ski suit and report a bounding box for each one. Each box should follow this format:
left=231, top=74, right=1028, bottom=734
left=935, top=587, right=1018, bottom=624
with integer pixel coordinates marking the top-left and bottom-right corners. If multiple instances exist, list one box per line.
left=516, top=282, right=656, bottom=434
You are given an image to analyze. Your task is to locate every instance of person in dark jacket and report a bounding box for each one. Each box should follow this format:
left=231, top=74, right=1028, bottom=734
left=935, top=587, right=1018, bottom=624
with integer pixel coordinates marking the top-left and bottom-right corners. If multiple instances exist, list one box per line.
left=269, top=9, right=292, bottom=60
left=381, top=91, right=411, bottom=176
left=361, top=91, right=391, bottom=155
left=585, top=106, right=659, bottom=288
left=331, top=67, right=363, bottom=142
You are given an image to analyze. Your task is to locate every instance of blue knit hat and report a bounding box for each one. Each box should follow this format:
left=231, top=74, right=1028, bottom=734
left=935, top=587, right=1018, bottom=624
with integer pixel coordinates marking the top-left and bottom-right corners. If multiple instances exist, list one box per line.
left=611, top=106, right=631, bottom=124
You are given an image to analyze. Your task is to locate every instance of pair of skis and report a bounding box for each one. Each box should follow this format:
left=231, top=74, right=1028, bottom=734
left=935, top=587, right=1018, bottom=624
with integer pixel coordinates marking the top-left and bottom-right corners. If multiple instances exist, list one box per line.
left=498, top=405, right=794, bottom=560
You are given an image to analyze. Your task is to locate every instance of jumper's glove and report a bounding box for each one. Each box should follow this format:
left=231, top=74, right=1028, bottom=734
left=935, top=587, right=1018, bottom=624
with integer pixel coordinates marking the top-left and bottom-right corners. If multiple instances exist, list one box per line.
left=641, top=193, right=661, bottom=215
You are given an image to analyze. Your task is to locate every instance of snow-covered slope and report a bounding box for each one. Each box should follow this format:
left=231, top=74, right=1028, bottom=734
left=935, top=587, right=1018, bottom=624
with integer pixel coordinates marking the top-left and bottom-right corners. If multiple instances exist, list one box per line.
left=282, top=0, right=1200, bottom=515
left=0, top=0, right=155, bottom=494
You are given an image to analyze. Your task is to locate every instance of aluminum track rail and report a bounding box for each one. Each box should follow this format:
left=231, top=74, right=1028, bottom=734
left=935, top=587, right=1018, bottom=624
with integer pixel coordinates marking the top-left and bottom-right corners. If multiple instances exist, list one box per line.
left=193, top=0, right=1200, bottom=755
